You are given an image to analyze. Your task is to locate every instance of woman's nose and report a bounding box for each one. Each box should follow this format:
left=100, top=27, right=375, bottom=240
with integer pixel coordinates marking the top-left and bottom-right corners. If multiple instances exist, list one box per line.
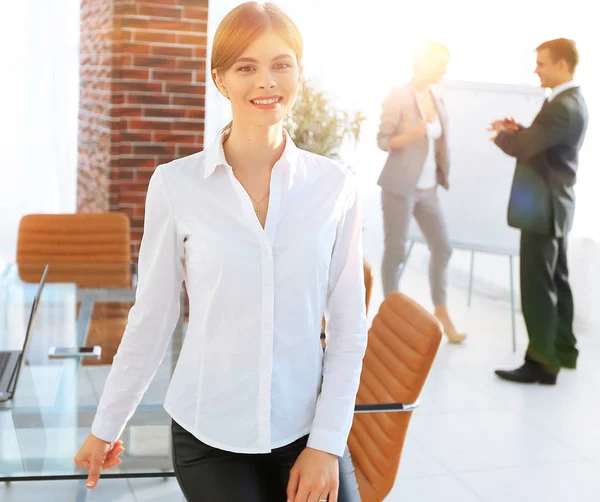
left=257, top=69, right=276, bottom=89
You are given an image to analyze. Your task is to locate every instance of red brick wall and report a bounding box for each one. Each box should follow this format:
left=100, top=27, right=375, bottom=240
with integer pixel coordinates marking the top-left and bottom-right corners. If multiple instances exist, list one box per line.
left=78, top=0, right=114, bottom=214
left=78, top=0, right=208, bottom=259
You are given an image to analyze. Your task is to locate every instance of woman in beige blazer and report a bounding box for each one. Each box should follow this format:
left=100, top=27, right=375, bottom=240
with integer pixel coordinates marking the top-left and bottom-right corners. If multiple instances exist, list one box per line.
left=376, top=40, right=466, bottom=343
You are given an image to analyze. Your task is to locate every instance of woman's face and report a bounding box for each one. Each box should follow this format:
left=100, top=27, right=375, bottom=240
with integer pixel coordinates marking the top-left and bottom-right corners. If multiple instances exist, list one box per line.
left=214, top=31, right=301, bottom=128
left=415, top=50, right=449, bottom=85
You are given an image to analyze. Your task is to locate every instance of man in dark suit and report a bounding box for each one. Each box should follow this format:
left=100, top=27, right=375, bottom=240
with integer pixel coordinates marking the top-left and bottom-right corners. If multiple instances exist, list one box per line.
left=489, top=38, right=588, bottom=385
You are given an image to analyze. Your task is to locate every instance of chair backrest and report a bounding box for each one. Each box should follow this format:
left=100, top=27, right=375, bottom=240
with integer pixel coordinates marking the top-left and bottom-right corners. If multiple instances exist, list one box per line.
left=363, top=260, right=374, bottom=314
left=348, top=292, right=443, bottom=502
left=16, top=213, right=132, bottom=287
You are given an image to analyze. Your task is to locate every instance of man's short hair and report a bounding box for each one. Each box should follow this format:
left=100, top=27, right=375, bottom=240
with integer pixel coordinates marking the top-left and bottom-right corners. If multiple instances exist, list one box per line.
left=536, top=38, right=579, bottom=73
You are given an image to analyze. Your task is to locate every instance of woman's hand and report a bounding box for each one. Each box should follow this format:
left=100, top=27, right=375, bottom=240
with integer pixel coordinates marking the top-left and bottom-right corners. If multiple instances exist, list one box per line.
left=73, top=433, right=125, bottom=488
left=404, top=119, right=427, bottom=142
left=389, top=119, right=427, bottom=149
left=287, top=447, right=339, bottom=502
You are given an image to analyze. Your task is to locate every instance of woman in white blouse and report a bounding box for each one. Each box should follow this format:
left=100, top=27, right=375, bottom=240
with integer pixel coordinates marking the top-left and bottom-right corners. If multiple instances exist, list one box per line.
left=376, top=40, right=467, bottom=344
left=74, top=2, right=367, bottom=501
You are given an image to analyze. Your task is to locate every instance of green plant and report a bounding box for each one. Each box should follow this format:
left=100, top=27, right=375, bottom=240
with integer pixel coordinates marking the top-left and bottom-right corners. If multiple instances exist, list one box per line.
left=283, top=77, right=366, bottom=160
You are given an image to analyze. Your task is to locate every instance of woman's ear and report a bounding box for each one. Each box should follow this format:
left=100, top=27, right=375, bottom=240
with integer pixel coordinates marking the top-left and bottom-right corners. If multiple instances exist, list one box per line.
left=212, top=69, right=229, bottom=98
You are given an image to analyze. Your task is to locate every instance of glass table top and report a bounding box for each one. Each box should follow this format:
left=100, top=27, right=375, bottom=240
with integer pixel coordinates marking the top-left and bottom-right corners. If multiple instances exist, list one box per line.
left=0, top=262, right=184, bottom=482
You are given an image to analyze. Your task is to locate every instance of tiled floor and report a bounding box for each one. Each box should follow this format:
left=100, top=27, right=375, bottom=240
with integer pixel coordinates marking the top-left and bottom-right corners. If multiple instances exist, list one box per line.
left=378, top=257, right=600, bottom=502
left=3, top=196, right=599, bottom=501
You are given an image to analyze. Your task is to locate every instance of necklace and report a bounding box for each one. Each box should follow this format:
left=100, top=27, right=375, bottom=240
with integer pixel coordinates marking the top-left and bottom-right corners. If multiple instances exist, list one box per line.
left=247, top=191, right=270, bottom=217
left=231, top=166, right=270, bottom=217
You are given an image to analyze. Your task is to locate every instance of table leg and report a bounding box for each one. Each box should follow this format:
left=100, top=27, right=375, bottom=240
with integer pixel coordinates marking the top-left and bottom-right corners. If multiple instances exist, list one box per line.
left=76, top=480, right=91, bottom=502
left=468, top=250, right=475, bottom=306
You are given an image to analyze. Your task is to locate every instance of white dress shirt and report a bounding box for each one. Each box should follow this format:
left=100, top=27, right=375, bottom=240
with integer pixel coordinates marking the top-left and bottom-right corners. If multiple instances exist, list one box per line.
left=547, top=80, right=579, bottom=102
left=416, top=115, right=442, bottom=189
left=91, top=131, right=368, bottom=457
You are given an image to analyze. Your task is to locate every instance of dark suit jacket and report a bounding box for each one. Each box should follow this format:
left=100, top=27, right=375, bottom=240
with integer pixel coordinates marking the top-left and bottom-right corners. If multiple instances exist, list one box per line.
left=494, top=86, right=588, bottom=237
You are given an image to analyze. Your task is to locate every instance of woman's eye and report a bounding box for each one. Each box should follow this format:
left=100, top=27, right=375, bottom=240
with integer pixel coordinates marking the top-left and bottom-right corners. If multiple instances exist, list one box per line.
left=238, top=66, right=254, bottom=72
left=274, top=63, right=291, bottom=70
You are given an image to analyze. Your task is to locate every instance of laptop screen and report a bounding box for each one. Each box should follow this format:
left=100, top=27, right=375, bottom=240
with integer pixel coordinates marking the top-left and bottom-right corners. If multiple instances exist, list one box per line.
left=20, top=264, right=49, bottom=354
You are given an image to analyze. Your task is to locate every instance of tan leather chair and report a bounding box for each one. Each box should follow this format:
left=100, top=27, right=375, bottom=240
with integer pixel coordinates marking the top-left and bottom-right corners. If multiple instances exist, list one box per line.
left=16, top=213, right=132, bottom=288
left=349, top=292, right=443, bottom=502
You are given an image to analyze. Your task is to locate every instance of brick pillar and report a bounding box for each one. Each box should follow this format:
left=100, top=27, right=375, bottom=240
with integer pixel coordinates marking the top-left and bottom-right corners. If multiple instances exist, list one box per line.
left=78, top=0, right=208, bottom=259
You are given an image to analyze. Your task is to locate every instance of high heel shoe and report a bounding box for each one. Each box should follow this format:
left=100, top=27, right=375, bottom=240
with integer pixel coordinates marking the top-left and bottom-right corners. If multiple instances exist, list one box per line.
left=435, top=316, right=467, bottom=344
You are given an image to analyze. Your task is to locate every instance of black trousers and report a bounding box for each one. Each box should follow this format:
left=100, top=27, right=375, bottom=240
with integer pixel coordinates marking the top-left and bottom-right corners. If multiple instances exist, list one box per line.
left=520, top=231, right=578, bottom=372
left=171, top=420, right=361, bottom=502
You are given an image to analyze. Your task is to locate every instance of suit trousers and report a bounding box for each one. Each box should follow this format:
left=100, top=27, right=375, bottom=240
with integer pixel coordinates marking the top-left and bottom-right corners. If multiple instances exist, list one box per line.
left=519, top=231, right=578, bottom=371
left=171, top=420, right=361, bottom=501
left=381, top=187, right=452, bottom=304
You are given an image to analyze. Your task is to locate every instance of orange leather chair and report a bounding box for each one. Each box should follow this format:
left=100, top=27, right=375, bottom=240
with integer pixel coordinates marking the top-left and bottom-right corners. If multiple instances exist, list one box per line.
left=16, top=213, right=132, bottom=288
left=349, top=292, right=443, bottom=502
left=362, top=260, right=374, bottom=315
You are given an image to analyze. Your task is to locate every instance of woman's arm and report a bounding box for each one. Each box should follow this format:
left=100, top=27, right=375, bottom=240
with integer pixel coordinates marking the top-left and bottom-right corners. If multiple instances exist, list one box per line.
left=91, top=166, right=185, bottom=443
left=377, top=87, right=403, bottom=151
left=307, top=176, right=368, bottom=458
left=377, top=86, right=426, bottom=152
left=388, top=122, right=427, bottom=149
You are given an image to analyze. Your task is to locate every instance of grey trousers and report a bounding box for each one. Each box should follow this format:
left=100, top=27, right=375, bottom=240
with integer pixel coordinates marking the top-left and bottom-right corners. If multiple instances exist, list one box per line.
left=381, top=187, right=452, bottom=305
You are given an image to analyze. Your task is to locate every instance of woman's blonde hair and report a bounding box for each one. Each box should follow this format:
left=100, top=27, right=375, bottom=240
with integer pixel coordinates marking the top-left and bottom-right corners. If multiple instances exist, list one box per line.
left=211, top=2, right=304, bottom=133
left=412, top=39, right=450, bottom=69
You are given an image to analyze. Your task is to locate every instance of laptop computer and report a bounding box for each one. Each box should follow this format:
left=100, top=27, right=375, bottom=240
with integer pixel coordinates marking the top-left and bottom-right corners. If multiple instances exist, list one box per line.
left=0, top=264, right=49, bottom=402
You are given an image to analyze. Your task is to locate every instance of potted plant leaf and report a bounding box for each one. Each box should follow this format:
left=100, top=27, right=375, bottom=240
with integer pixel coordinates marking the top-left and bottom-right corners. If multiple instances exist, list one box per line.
left=283, top=77, right=366, bottom=160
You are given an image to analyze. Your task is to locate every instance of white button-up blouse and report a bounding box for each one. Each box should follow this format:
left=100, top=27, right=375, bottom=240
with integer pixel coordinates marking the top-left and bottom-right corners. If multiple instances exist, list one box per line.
left=91, top=132, right=368, bottom=457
